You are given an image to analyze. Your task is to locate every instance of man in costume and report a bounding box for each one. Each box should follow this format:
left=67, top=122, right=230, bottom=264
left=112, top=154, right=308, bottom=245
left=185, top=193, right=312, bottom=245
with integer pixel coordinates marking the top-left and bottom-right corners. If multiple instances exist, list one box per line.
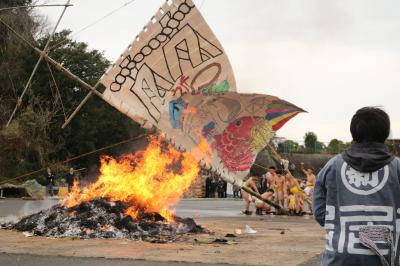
left=313, top=107, right=400, bottom=265
left=301, top=162, right=316, bottom=213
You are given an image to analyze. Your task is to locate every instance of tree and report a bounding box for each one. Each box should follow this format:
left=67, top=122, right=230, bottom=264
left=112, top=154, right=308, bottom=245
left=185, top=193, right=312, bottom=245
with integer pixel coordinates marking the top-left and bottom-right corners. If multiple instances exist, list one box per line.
left=315, top=141, right=326, bottom=153
left=304, top=132, right=317, bottom=151
left=303, top=132, right=326, bottom=153
left=0, top=0, right=37, bottom=125
left=328, top=139, right=346, bottom=154
left=0, top=15, right=144, bottom=182
left=278, top=140, right=299, bottom=154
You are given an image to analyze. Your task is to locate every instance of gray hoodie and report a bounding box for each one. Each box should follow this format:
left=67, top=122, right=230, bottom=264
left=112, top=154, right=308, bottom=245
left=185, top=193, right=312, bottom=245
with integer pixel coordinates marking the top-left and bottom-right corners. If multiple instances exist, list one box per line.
left=313, top=142, right=400, bottom=265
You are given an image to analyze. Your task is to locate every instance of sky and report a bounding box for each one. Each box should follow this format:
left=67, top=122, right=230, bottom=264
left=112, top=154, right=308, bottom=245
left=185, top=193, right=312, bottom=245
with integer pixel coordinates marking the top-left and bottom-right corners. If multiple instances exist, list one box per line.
left=37, top=0, right=400, bottom=144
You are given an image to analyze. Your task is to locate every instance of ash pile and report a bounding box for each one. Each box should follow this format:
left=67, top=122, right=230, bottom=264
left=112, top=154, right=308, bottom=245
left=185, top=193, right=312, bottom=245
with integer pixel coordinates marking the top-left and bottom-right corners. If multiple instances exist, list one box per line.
left=1, top=198, right=205, bottom=243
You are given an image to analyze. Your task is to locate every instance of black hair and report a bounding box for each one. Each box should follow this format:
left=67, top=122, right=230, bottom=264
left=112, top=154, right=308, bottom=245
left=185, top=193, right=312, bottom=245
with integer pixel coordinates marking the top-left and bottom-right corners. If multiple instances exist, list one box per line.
left=276, top=169, right=285, bottom=175
left=268, top=166, right=276, bottom=170
left=250, top=164, right=266, bottom=177
left=350, top=107, right=390, bottom=143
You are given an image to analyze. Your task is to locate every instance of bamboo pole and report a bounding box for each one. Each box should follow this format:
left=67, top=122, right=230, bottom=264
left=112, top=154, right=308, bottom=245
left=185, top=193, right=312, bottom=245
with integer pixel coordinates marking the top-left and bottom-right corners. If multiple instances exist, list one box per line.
left=0, top=4, right=73, bottom=12
left=241, top=185, right=287, bottom=214
left=6, top=0, right=72, bottom=127
left=0, top=16, right=109, bottom=115
left=42, top=53, right=105, bottom=99
left=62, top=90, right=95, bottom=128
left=0, top=13, right=290, bottom=214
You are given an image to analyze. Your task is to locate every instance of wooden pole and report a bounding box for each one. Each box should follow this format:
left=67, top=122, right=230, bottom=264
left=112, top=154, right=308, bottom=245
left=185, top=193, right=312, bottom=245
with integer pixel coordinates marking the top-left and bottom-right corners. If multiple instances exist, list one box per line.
left=61, top=90, right=95, bottom=129
left=0, top=16, right=109, bottom=116
left=240, top=185, right=287, bottom=214
left=41, top=53, right=105, bottom=99
left=6, top=0, right=72, bottom=127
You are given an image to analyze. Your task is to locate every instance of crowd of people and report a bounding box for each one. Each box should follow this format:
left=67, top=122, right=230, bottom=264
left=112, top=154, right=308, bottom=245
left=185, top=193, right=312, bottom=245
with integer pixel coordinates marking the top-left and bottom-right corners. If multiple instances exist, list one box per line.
left=203, top=170, right=230, bottom=198
left=241, top=161, right=316, bottom=215
left=201, top=161, right=316, bottom=216
left=44, top=167, right=80, bottom=196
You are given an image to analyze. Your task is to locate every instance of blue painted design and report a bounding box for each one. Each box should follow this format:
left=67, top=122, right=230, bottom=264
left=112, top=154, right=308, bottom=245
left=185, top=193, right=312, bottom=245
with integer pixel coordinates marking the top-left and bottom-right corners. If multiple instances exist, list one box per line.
left=202, top=122, right=216, bottom=139
left=169, top=98, right=187, bottom=129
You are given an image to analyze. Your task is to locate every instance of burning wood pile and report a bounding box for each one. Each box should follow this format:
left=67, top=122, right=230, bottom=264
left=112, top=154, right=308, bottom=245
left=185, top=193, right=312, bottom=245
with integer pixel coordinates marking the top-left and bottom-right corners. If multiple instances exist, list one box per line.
left=1, top=136, right=206, bottom=242
left=2, top=198, right=204, bottom=243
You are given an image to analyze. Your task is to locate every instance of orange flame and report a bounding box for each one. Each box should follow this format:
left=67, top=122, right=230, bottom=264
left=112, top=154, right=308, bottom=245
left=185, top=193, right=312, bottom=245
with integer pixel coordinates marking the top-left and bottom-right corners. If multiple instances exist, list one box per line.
left=191, top=134, right=212, bottom=164
left=62, top=136, right=200, bottom=223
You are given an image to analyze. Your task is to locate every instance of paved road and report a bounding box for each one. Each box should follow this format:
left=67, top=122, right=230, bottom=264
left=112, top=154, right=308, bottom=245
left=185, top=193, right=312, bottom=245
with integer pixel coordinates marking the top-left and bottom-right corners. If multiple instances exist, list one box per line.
left=0, top=198, right=246, bottom=219
left=0, top=198, right=315, bottom=219
left=0, top=198, right=320, bottom=266
left=0, top=253, right=231, bottom=266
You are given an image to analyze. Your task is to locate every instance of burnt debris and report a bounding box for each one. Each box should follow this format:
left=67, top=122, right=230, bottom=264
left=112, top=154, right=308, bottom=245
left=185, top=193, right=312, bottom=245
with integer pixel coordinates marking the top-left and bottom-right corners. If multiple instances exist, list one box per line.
left=1, top=198, right=205, bottom=243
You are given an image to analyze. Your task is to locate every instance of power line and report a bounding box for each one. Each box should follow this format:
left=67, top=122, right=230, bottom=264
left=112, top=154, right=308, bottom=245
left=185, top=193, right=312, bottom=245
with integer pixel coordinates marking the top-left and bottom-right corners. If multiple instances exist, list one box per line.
left=49, top=0, right=137, bottom=50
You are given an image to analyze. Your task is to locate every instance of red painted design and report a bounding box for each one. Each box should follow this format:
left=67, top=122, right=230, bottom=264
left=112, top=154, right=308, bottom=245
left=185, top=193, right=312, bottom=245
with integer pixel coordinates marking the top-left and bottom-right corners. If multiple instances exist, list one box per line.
left=214, top=116, right=261, bottom=172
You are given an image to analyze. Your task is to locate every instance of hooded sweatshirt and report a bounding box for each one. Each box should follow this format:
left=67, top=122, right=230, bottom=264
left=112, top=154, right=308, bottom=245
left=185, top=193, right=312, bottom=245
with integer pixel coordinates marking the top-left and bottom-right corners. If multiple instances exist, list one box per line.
left=313, top=142, right=400, bottom=266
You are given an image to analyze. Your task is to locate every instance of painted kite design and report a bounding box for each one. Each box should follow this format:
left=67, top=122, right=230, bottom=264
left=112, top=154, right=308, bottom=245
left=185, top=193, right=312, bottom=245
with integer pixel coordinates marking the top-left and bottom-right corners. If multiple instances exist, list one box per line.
left=99, top=0, right=305, bottom=182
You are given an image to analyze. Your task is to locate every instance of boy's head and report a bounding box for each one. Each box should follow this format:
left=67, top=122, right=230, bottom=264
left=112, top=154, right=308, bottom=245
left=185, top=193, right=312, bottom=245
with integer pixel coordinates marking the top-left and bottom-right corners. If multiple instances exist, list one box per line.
left=350, top=107, right=390, bottom=143
left=306, top=167, right=314, bottom=175
left=249, top=164, right=265, bottom=178
left=268, top=166, right=276, bottom=174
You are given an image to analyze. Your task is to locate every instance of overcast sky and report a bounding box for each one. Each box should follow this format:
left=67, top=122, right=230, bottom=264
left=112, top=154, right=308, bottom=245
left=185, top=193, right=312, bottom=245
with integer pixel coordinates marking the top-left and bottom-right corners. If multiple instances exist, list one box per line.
left=38, top=0, right=400, bottom=144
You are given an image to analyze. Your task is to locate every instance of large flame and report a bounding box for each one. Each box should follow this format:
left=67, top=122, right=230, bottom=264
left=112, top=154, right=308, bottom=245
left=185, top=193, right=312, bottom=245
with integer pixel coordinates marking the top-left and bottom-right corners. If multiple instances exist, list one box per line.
left=62, top=136, right=200, bottom=222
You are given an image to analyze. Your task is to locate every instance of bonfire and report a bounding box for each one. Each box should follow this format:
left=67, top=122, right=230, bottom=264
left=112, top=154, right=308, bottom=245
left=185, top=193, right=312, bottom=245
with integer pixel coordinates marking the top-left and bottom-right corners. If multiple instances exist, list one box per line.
left=1, top=137, right=206, bottom=243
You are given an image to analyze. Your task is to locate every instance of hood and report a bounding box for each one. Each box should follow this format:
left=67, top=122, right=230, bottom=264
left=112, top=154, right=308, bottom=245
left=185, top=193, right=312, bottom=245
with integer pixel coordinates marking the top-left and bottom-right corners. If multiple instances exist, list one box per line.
left=342, top=142, right=394, bottom=172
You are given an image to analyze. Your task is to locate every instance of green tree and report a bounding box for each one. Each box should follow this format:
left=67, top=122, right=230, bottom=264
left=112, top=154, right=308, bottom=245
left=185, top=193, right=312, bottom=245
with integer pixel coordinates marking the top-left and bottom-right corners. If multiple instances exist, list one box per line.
left=0, top=0, right=37, bottom=125
left=304, top=132, right=317, bottom=151
left=303, top=132, right=326, bottom=153
left=278, top=140, right=299, bottom=154
left=0, top=19, right=144, bottom=182
left=327, top=139, right=346, bottom=154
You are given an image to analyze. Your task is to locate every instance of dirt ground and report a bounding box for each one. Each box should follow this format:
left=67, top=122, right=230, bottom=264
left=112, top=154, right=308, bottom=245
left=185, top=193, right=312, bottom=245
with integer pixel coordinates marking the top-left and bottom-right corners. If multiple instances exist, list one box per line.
left=0, top=216, right=324, bottom=266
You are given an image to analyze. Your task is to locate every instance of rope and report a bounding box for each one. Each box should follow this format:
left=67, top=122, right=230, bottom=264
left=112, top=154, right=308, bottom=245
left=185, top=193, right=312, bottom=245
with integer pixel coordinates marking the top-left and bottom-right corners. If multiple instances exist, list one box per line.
left=359, top=225, right=394, bottom=266
left=46, top=60, right=67, bottom=120
left=0, top=133, right=148, bottom=186
left=49, top=0, right=137, bottom=50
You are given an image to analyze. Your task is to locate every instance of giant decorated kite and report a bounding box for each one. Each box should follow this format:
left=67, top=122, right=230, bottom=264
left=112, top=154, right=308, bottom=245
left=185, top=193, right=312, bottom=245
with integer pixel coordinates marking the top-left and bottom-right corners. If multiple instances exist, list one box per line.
left=99, top=0, right=304, bottom=185
left=2, top=0, right=303, bottom=189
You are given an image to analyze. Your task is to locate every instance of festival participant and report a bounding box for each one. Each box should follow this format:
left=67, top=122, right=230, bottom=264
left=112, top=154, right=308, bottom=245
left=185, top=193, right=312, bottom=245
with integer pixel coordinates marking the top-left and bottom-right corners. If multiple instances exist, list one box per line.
left=313, top=107, right=400, bottom=265
left=300, top=162, right=316, bottom=213
left=266, top=166, right=277, bottom=182
left=45, top=167, right=55, bottom=197
left=283, top=161, right=305, bottom=214
left=287, top=193, right=296, bottom=214
left=300, top=179, right=306, bottom=190
left=241, top=175, right=259, bottom=215
left=217, top=177, right=225, bottom=198
left=65, top=167, right=76, bottom=193
left=273, top=170, right=286, bottom=208
left=254, top=177, right=275, bottom=214
left=266, top=166, right=277, bottom=200
left=233, top=184, right=241, bottom=198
